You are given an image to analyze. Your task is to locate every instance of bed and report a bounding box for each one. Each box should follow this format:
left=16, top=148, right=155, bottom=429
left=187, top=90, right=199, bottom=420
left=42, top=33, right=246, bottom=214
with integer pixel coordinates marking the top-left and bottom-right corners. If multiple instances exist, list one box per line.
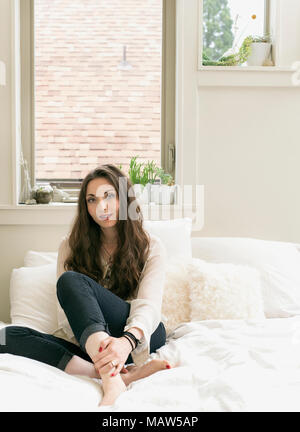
left=1, top=219, right=300, bottom=412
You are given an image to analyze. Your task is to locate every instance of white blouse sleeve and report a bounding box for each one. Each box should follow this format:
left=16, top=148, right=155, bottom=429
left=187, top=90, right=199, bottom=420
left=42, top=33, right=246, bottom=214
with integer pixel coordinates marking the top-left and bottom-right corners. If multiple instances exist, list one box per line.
left=54, top=235, right=77, bottom=341
left=123, top=234, right=167, bottom=366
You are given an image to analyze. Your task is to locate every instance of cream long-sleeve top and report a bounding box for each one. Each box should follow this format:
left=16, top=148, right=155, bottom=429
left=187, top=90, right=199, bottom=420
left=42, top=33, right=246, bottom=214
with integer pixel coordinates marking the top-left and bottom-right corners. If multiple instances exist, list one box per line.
left=53, top=232, right=167, bottom=366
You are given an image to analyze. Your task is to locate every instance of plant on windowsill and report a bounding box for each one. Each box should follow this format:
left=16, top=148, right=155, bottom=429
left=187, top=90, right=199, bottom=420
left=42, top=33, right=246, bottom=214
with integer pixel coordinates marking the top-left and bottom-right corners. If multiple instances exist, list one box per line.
left=202, top=14, right=273, bottom=67
left=245, top=34, right=273, bottom=66
left=31, top=185, right=54, bottom=204
left=127, top=156, right=176, bottom=204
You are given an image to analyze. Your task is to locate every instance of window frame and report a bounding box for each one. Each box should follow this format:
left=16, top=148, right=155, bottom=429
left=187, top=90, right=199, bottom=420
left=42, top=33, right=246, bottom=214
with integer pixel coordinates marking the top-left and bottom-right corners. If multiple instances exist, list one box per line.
left=20, top=0, right=176, bottom=199
left=199, top=0, right=272, bottom=69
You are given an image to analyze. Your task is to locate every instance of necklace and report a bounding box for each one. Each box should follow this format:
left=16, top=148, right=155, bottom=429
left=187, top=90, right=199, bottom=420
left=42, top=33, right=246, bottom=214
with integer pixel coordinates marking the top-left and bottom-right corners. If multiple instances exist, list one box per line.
left=101, top=244, right=115, bottom=281
left=102, top=244, right=113, bottom=264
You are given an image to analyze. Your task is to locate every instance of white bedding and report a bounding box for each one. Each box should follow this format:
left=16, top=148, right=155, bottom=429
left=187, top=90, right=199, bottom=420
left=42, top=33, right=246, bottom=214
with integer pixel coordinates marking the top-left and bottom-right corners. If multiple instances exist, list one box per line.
left=1, top=317, right=300, bottom=412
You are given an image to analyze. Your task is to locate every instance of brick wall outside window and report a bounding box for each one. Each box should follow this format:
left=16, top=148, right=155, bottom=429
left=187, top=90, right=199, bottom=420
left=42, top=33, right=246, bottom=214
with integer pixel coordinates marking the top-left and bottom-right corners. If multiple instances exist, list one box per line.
left=35, top=0, right=162, bottom=180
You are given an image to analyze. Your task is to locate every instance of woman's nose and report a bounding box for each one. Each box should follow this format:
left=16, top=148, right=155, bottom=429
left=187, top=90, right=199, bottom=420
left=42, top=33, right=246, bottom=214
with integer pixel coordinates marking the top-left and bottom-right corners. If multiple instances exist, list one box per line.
left=97, top=198, right=108, bottom=212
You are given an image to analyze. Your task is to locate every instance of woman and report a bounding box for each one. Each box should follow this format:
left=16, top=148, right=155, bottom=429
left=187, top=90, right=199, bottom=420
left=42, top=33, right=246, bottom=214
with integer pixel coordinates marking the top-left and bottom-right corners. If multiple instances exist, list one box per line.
left=1, top=164, right=172, bottom=407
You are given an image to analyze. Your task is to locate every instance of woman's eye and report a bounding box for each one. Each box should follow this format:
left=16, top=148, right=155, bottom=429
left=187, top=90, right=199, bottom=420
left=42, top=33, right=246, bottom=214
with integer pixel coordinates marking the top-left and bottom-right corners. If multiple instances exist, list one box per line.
left=87, top=193, right=115, bottom=204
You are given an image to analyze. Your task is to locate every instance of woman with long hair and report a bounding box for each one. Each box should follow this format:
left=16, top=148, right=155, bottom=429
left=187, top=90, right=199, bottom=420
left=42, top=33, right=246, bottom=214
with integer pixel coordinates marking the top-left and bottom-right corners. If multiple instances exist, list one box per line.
left=1, top=164, right=172, bottom=406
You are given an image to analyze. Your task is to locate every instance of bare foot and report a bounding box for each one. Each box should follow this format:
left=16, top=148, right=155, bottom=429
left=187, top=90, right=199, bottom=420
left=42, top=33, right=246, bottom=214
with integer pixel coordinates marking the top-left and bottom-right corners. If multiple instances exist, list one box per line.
left=120, top=359, right=172, bottom=387
left=99, top=365, right=127, bottom=406
left=98, top=359, right=173, bottom=406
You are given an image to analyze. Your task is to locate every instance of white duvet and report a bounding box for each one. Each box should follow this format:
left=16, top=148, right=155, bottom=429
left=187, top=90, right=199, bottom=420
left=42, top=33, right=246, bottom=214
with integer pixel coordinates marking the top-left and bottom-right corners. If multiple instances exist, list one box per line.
left=1, top=317, right=300, bottom=412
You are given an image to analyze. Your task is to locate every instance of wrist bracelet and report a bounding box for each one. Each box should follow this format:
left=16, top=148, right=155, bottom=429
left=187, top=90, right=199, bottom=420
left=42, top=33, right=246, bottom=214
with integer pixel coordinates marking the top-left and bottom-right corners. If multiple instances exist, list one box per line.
left=122, top=334, right=135, bottom=352
left=122, top=331, right=141, bottom=349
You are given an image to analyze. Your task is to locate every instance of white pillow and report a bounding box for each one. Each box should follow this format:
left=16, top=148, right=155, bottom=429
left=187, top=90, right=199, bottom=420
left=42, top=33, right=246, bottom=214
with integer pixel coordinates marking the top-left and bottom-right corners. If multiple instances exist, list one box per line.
left=10, top=263, right=58, bottom=334
left=24, top=218, right=193, bottom=266
left=190, top=237, right=300, bottom=318
left=187, top=258, right=265, bottom=321
left=24, top=250, right=57, bottom=267
left=143, top=218, right=192, bottom=260
left=161, top=256, right=191, bottom=334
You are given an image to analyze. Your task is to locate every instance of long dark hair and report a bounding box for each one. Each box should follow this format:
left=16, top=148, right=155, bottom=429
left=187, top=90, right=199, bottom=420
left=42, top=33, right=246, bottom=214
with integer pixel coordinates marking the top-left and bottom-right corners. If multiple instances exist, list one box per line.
left=64, top=164, right=151, bottom=300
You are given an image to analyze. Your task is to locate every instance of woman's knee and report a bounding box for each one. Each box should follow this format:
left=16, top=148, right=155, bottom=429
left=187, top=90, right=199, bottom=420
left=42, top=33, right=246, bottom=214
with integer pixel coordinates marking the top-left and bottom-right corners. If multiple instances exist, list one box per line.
left=56, top=271, right=80, bottom=301
left=150, top=322, right=166, bottom=353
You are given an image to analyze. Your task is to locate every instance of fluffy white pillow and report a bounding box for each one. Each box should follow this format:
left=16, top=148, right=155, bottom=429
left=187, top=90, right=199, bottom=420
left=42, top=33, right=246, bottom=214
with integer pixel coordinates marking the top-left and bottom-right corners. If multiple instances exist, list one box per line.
left=24, top=250, right=57, bottom=267
left=10, top=263, right=58, bottom=334
left=186, top=258, right=265, bottom=321
left=191, top=237, right=300, bottom=319
left=161, top=256, right=191, bottom=334
left=143, top=218, right=192, bottom=260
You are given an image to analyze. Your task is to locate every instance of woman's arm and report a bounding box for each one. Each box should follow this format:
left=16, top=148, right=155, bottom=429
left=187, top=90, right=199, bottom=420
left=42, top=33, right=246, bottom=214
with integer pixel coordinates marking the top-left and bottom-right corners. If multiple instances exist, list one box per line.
left=123, top=235, right=167, bottom=365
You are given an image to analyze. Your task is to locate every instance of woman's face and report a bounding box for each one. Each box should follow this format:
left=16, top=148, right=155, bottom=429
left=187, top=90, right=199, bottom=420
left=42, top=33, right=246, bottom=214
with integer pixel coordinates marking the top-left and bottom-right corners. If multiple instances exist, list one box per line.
left=86, top=177, right=119, bottom=229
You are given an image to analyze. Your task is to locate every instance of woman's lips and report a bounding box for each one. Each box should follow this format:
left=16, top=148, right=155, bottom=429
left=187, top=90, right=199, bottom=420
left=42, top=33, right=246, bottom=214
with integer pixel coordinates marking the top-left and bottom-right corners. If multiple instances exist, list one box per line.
left=99, top=213, right=112, bottom=221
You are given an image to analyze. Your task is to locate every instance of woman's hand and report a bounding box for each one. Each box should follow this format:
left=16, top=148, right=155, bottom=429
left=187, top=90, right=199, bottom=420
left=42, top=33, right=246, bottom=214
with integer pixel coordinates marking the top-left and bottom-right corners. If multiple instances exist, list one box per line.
left=91, top=336, right=133, bottom=377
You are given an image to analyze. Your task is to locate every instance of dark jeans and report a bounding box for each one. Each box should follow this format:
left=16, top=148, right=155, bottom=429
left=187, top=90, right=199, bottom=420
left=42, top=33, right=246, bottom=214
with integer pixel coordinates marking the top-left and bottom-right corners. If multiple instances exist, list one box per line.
left=0, top=270, right=166, bottom=371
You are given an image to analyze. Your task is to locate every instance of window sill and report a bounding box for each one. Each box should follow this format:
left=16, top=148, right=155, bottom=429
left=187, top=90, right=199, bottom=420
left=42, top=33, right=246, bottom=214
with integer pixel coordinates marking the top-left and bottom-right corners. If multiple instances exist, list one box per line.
left=0, top=203, right=198, bottom=225
left=198, top=66, right=293, bottom=72
left=197, top=66, right=298, bottom=87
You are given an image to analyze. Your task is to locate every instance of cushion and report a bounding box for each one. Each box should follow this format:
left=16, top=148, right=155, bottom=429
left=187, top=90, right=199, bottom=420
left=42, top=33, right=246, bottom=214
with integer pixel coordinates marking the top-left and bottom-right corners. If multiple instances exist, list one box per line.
left=190, top=237, right=300, bottom=319
left=161, top=256, right=191, bottom=334
left=24, top=250, right=57, bottom=267
left=24, top=218, right=193, bottom=265
left=186, top=258, right=265, bottom=321
left=9, top=263, right=58, bottom=334
left=143, top=218, right=192, bottom=260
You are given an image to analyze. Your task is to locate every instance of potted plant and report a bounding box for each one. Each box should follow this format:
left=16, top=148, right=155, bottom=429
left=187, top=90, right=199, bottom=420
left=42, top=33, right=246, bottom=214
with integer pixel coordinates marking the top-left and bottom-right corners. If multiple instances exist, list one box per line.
left=32, top=185, right=54, bottom=204
left=128, top=156, right=148, bottom=203
left=154, top=167, right=176, bottom=204
left=202, top=13, right=273, bottom=67
left=246, top=34, right=272, bottom=66
left=128, top=156, right=176, bottom=205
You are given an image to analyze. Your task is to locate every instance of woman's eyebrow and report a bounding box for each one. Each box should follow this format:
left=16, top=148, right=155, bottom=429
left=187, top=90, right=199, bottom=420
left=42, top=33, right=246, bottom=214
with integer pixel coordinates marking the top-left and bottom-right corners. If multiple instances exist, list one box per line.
left=86, top=190, right=115, bottom=197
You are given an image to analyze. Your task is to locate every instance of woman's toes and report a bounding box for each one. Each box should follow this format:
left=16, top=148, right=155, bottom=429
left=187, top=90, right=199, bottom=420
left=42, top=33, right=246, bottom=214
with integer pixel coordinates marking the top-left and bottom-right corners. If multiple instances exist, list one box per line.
left=164, top=360, right=171, bottom=369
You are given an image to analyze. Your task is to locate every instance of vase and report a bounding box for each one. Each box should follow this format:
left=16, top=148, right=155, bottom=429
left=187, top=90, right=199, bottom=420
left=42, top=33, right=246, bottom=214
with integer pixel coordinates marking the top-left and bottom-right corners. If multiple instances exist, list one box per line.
left=247, top=43, right=272, bottom=66
left=19, top=160, right=32, bottom=204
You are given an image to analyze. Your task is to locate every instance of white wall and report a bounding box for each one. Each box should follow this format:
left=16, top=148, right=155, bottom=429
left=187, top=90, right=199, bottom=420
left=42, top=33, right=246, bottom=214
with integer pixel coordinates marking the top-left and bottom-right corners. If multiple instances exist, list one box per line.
left=279, top=0, right=300, bottom=66
left=196, top=86, right=300, bottom=240
left=176, top=0, right=300, bottom=241
left=0, top=0, right=300, bottom=322
left=0, top=225, right=69, bottom=323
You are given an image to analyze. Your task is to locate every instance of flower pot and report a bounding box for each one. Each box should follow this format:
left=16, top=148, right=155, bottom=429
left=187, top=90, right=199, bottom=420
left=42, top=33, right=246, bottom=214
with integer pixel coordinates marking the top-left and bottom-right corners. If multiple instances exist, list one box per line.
left=132, top=183, right=150, bottom=204
left=132, top=183, right=144, bottom=198
left=159, top=185, right=176, bottom=205
left=140, top=183, right=151, bottom=204
left=150, top=184, right=160, bottom=204
left=36, top=191, right=53, bottom=204
left=247, top=43, right=272, bottom=66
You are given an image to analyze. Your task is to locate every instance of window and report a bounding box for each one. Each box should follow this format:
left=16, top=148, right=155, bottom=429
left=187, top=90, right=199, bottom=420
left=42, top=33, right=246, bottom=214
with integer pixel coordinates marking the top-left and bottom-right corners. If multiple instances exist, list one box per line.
left=202, top=0, right=271, bottom=66
left=20, top=0, right=176, bottom=201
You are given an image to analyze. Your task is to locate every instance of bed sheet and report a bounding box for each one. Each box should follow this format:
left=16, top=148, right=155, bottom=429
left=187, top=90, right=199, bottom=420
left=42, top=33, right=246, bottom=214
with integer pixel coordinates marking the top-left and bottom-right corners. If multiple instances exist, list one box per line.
left=1, top=317, right=300, bottom=412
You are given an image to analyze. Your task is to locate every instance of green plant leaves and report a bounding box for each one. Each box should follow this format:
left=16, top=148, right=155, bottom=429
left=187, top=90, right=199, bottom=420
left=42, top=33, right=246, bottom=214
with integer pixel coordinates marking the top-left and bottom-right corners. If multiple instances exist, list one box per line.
left=202, top=33, right=271, bottom=67
left=128, top=156, right=173, bottom=186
